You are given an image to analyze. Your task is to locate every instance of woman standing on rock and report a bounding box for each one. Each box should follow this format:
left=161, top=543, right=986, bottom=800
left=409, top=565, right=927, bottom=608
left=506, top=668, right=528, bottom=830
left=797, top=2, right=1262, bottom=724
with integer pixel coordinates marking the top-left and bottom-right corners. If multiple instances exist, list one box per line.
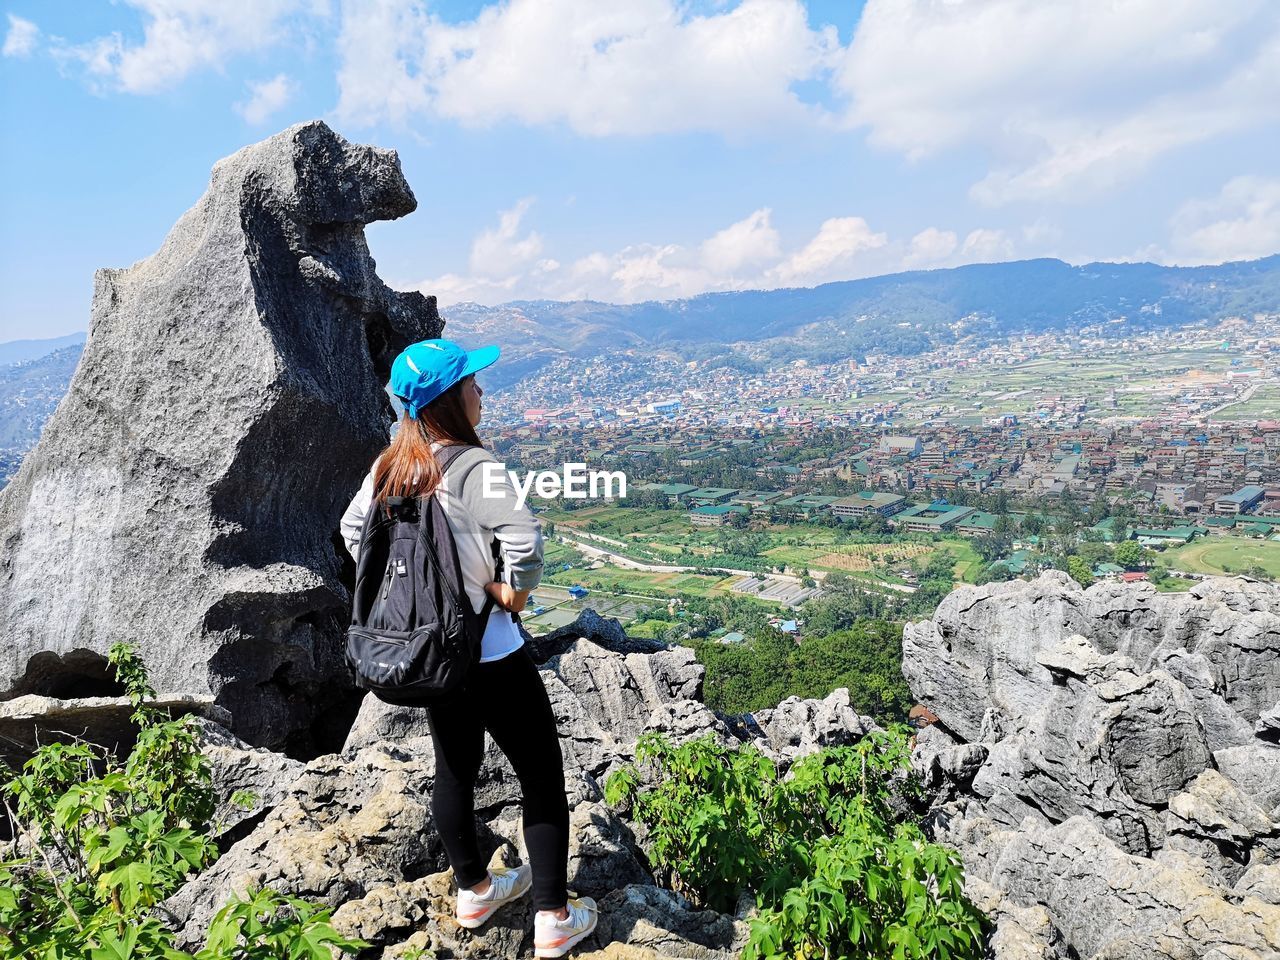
left=341, top=338, right=598, bottom=957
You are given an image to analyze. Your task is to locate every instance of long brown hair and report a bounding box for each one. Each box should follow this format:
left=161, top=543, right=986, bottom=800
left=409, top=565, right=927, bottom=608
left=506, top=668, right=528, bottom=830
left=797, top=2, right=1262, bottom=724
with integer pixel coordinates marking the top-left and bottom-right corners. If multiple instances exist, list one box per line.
left=373, top=376, right=483, bottom=506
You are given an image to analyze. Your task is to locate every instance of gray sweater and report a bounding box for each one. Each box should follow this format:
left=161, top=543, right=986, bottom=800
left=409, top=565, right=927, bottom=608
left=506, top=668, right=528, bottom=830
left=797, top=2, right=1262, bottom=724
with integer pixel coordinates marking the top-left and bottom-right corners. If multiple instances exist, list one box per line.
left=340, top=442, right=544, bottom=662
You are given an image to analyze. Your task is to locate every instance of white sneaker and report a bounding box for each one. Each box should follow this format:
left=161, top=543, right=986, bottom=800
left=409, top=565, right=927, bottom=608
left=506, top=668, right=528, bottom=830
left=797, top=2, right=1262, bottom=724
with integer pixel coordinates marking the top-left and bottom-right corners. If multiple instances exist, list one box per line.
left=454, top=864, right=532, bottom=929
left=534, top=895, right=598, bottom=957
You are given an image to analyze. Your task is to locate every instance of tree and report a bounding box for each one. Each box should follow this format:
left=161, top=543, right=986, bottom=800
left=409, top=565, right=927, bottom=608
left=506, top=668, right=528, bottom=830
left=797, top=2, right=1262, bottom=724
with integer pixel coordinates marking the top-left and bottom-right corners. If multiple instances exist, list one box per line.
left=976, top=562, right=1015, bottom=585
left=1114, top=539, right=1145, bottom=569
left=973, top=533, right=1012, bottom=563
left=1067, top=555, right=1094, bottom=587
left=993, top=512, right=1014, bottom=538
left=1076, top=541, right=1112, bottom=566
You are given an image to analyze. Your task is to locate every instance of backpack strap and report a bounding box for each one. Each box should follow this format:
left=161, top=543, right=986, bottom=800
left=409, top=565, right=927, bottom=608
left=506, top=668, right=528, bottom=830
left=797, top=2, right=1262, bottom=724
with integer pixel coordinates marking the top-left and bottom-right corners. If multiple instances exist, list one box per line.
left=434, top=444, right=502, bottom=624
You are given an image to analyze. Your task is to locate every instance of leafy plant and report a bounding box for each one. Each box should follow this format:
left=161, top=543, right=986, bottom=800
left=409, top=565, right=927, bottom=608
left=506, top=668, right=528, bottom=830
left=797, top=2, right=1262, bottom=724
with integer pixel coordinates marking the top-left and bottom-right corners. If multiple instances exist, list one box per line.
left=606, top=728, right=987, bottom=960
left=0, top=643, right=366, bottom=960
left=196, top=887, right=365, bottom=960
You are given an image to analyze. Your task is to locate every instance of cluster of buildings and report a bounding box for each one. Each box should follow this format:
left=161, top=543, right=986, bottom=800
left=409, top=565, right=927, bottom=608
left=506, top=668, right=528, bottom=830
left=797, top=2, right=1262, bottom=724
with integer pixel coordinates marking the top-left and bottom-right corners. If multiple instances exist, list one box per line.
left=836, top=420, right=1280, bottom=518
left=475, top=315, right=1280, bottom=532
left=487, top=317, right=1280, bottom=441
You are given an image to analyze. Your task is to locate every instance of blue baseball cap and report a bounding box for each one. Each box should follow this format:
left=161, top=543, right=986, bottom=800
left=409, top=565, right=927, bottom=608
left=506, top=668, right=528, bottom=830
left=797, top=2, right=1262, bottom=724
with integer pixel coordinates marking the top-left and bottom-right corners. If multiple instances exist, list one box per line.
left=390, top=338, right=500, bottom=419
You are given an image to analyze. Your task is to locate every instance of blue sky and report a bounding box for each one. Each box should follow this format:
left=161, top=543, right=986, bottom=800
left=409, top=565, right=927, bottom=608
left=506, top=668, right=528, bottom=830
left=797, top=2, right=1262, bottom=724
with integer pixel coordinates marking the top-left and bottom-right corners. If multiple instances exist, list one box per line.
left=2, top=0, right=1279, bottom=341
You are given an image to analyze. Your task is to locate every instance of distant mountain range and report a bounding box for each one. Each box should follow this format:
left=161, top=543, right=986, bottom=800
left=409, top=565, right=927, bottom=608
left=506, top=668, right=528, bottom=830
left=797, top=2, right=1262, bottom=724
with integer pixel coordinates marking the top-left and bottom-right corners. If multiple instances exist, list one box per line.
left=443, top=255, right=1280, bottom=388
left=2, top=254, right=1278, bottom=481
left=0, top=331, right=85, bottom=367
left=0, top=343, right=84, bottom=485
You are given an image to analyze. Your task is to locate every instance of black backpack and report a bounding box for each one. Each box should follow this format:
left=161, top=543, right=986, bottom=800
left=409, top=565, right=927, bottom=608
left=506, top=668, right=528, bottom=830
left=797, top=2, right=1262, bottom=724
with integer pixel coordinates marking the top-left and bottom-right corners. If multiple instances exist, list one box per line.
left=346, top=444, right=499, bottom=705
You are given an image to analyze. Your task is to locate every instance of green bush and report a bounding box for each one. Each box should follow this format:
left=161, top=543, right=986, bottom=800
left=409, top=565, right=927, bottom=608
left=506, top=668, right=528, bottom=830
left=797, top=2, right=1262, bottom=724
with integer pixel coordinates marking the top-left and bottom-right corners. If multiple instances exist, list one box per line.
left=0, top=643, right=367, bottom=960
left=606, top=728, right=987, bottom=960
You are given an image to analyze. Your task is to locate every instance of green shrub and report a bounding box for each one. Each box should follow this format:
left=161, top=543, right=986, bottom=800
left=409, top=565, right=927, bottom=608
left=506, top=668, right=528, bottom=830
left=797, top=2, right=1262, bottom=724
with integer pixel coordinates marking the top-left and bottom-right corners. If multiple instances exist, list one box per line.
left=606, top=728, right=986, bottom=960
left=0, top=643, right=367, bottom=960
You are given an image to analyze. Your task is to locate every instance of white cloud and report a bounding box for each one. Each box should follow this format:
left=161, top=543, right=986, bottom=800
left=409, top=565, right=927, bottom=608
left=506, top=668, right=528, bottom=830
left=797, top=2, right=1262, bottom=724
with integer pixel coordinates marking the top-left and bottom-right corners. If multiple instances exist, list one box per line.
left=699, top=208, right=781, bottom=274
left=837, top=0, right=1280, bottom=204
left=335, top=0, right=840, bottom=136
left=333, top=0, right=432, bottom=126
left=236, top=73, right=297, bottom=124
left=766, top=216, right=887, bottom=286
left=1167, top=176, right=1280, bottom=264
left=3, top=13, right=38, bottom=58
left=1021, top=220, right=1063, bottom=251
left=468, top=198, right=545, bottom=276
left=421, top=271, right=523, bottom=304
left=606, top=244, right=712, bottom=300
left=413, top=203, right=1040, bottom=307
left=959, top=228, right=1014, bottom=263
left=53, top=0, right=325, bottom=94
left=903, top=227, right=957, bottom=268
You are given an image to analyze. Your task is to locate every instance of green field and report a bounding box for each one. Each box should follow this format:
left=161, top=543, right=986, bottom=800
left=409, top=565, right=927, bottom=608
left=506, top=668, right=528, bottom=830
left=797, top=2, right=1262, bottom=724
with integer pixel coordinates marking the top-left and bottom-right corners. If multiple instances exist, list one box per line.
left=1209, top=384, right=1280, bottom=421
left=1165, top=537, right=1280, bottom=577
left=895, top=346, right=1241, bottom=424
left=539, top=503, right=986, bottom=587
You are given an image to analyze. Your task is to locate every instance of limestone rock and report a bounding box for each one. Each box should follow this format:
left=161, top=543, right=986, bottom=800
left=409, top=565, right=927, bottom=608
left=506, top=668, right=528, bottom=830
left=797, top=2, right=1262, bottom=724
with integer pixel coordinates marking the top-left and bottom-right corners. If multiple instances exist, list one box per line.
left=0, top=121, right=439, bottom=755
left=1214, top=743, right=1280, bottom=815
left=0, top=692, right=228, bottom=767
left=966, top=876, right=1070, bottom=960
left=914, top=723, right=988, bottom=793
left=1235, top=862, right=1280, bottom=906
left=745, top=687, right=876, bottom=766
left=1258, top=701, right=1280, bottom=741
left=335, top=844, right=529, bottom=959
left=189, top=717, right=306, bottom=840
left=485, top=780, right=653, bottom=900
left=903, top=573, right=1280, bottom=747
left=593, top=884, right=751, bottom=960
left=1165, top=770, right=1280, bottom=885
left=526, top=608, right=643, bottom=664
left=982, top=816, right=1280, bottom=959
left=902, top=571, right=1091, bottom=742
left=161, top=743, right=449, bottom=946
left=906, top=573, right=1280, bottom=959
left=341, top=693, right=434, bottom=757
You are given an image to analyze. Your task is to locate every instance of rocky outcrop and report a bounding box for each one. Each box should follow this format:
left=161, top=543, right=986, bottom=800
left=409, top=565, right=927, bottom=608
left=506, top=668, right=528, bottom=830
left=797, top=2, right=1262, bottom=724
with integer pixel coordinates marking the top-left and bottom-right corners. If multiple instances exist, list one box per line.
left=164, top=613, right=827, bottom=958
left=161, top=742, right=448, bottom=945
left=0, top=692, right=229, bottom=767
left=906, top=572, right=1280, bottom=958
left=739, top=686, right=877, bottom=765
left=0, top=121, right=439, bottom=756
left=188, top=717, right=307, bottom=842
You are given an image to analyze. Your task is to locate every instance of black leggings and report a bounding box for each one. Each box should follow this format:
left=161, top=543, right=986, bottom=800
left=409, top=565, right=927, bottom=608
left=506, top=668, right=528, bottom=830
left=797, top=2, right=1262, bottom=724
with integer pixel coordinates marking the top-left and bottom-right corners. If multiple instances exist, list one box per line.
left=425, top=643, right=570, bottom=911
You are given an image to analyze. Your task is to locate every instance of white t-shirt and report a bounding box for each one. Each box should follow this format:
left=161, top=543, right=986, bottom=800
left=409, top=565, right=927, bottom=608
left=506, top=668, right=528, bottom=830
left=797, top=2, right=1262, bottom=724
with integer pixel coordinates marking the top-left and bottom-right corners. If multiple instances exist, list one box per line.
left=340, top=441, right=544, bottom=663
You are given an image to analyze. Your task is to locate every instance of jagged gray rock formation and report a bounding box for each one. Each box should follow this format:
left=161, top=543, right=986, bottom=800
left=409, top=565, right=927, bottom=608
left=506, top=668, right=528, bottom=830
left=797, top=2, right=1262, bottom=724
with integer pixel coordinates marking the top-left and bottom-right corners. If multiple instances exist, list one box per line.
left=0, top=121, right=439, bottom=755
left=161, top=742, right=449, bottom=945
left=188, top=717, right=307, bottom=841
left=0, top=692, right=229, bottom=767
left=906, top=572, right=1280, bottom=959
left=164, top=614, right=828, bottom=957
left=739, top=686, right=876, bottom=764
